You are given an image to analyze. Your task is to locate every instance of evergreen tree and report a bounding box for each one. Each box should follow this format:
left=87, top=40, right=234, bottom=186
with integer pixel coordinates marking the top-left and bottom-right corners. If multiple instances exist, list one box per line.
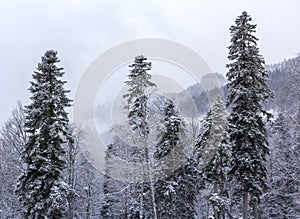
left=123, top=55, right=157, bottom=219
left=172, top=160, right=199, bottom=218
left=123, top=55, right=156, bottom=108
left=101, top=145, right=117, bottom=219
left=154, top=99, right=185, bottom=218
left=226, top=11, right=273, bottom=219
left=15, top=50, right=72, bottom=218
left=197, top=98, right=229, bottom=219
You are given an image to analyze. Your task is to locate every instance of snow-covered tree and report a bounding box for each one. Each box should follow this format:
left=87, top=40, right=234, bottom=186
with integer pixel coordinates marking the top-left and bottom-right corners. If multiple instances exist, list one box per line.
left=154, top=99, right=185, bottom=218
left=123, top=55, right=157, bottom=218
left=101, top=138, right=132, bottom=219
left=172, top=159, right=199, bottom=218
left=226, top=11, right=273, bottom=219
left=197, top=98, right=229, bottom=219
left=123, top=55, right=156, bottom=109
left=15, top=50, right=72, bottom=218
left=64, top=125, right=78, bottom=219
left=262, top=113, right=300, bottom=218
left=74, top=152, right=103, bottom=219
left=101, top=144, right=120, bottom=219
left=0, top=102, right=27, bottom=218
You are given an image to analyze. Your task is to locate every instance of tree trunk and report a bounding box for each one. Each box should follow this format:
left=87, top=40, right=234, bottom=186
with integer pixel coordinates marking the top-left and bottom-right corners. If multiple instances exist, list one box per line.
left=139, top=173, right=144, bottom=219
left=67, top=145, right=75, bottom=219
left=214, top=182, right=219, bottom=219
left=145, top=145, right=157, bottom=219
left=170, top=193, right=174, bottom=219
left=86, top=184, right=91, bottom=219
left=124, top=190, right=128, bottom=219
left=220, top=183, right=225, bottom=219
left=251, top=195, right=258, bottom=219
left=141, top=95, right=157, bottom=219
left=243, top=191, right=248, bottom=219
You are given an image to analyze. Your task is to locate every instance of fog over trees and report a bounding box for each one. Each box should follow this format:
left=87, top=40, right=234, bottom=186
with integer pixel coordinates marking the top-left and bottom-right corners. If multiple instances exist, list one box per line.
left=0, top=11, right=299, bottom=219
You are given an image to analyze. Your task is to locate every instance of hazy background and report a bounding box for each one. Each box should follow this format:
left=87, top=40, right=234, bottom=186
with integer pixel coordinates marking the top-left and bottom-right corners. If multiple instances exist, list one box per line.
left=0, top=0, right=299, bottom=124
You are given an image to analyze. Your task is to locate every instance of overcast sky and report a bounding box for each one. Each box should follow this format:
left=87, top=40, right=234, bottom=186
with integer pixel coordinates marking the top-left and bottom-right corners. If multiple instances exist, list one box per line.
left=0, top=0, right=299, bottom=124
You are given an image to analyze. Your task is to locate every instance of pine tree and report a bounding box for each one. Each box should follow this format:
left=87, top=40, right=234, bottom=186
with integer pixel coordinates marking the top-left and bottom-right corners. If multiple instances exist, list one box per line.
left=197, top=98, right=229, bottom=219
left=154, top=99, right=185, bottom=218
left=15, top=50, right=72, bottom=218
left=226, top=11, right=273, bottom=219
left=123, top=55, right=157, bottom=219
left=101, top=145, right=117, bottom=219
left=123, top=55, right=156, bottom=109
left=173, top=158, right=199, bottom=218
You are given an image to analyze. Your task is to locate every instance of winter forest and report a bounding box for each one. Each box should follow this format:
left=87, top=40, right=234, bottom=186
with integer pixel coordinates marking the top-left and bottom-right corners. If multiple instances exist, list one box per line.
left=0, top=11, right=299, bottom=219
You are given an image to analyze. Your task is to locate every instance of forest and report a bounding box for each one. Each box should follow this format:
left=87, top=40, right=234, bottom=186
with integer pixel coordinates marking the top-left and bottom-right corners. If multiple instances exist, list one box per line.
left=0, top=11, right=299, bottom=219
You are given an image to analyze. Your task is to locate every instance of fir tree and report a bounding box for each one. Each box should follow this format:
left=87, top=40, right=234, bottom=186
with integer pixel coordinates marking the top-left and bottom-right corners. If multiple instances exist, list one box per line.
left=123, top=55, right=157, bottom=219
left=173, top=157, right=201, bottom=218
left=15, top=50, right=72, bottom=218
left=226, top=11, right=273, bottom=219
left=154, top=99, right=185, bottom=218
left=197, top=98, right=229, bottom=219
left=101, top=145, right=116, bottom=219
left=123, top=55, right=156, bottom=108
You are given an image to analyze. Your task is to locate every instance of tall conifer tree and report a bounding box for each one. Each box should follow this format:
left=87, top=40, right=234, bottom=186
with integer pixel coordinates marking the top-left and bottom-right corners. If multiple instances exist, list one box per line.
left=226, top=11, right=273, bottom=219
left=16, top=50, right=72, bottom=218
left=123, top=55, right=157, bottom=219
left=154, top=99, right=185, bottom=218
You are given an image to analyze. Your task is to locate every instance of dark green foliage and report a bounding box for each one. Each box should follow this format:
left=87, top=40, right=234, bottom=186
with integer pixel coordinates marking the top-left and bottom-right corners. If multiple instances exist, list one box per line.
left=226, top=11, right=273, bottom=198
left=123, top=55, right=156, bottom=108
left=15, top=50, right=72, bottom=218
left=154, top=99, right=186, bottom=218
